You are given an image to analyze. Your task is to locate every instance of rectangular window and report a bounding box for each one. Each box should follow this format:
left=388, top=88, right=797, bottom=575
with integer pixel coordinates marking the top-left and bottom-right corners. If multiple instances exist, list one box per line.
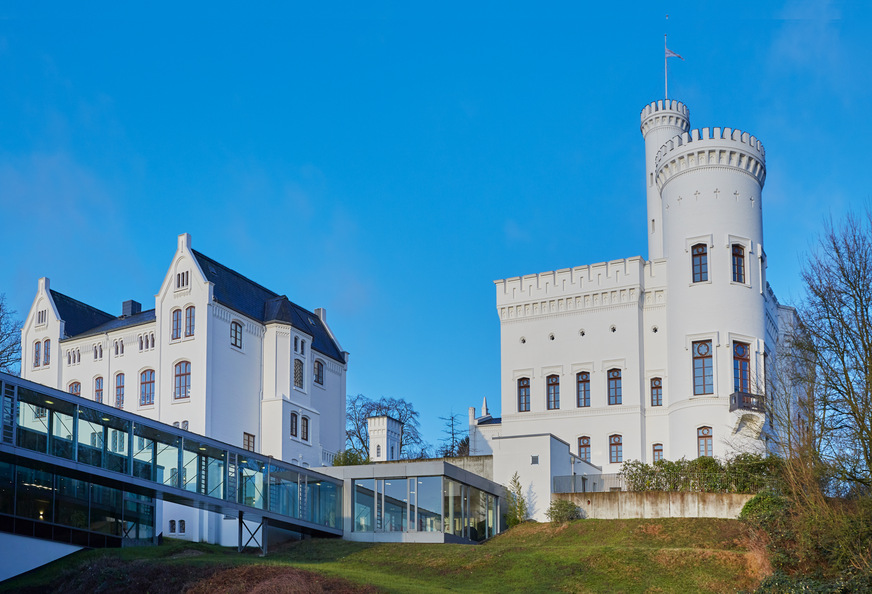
left=174, top=361, right=191, bottom=399
left=578, top=436, right=590, bottom=462
left=140, top=370, right=155, bottom=405
left=609, top=435, right=622, bottom=464
left=293, top=359, right=304, bottom=389
left=692, top=340, right=714, bottom=395
left=184, top=307, right=195, bottom=337
left=243, top=432, right=255, bottom=452
left=692, top=243, right=708, bottom=283
left=576, top=372, right=590, bottom=407
left=651, top=377, right=662, bottom=406
left=43, top=340, right=50, bottom=365
left=33, top=342, right=40, bottom=368
left=94, top=377, right=103, bottom=403
left=546, top=375, right=560, bottom=410
left=115, top=374, right=125, bottom=409
left=653, top=443, right=663, bottom=462
left=231, top=322, right=243, bottom=348
left=301, top=417, right=309, bottom=442
left=290, top=413, right=298, bottom=437
left=172, top=310, right=181, bottom=340
left=698, top=427, right=713, bottom=458
left=517, top=378, right=530, bottom=412
left=608, top=369, right=622, bottom=405
left=733, top=342, right=751, bottom=393
left=732, top=244, right=746, bottom=283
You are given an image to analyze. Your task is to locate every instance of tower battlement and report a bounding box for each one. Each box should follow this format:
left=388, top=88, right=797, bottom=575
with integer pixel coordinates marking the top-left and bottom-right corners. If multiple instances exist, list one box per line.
left=640, top=100, right=690, bottom=136
left=654, top=127, right=766, bottom=190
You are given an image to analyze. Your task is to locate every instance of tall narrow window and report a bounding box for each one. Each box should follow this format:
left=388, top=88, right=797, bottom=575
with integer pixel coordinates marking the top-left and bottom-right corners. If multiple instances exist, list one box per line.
left=33, top=342, right=40, bottom=367
left=94, top=377, right=103, bottom=403
left=301, top=417, right=309, bottom=441
left=98, top=344, right=103, bottom=359
left=114, top=341, right=119, bottom=356
left=732, top=244, right=746, bottom=283
left=546, top=375, right=560, bottom=410
left=179, top=520, right=186, bottom=534
left=609, top=435, right=623, bottom=464
left=653, top=443, right=664, bottom=462
left=608, top=369, right=622, bottom=405
left=140, top=369, right=155, bottom=405
left=171, top=309, right=181, bottom=340
left=231, top=321, right=243, bottom=348
left=69, top=382, right=81, bottom=397
left=517, top=378, right=530, bottom=412
left=733, top=342, right=751, bottom=393
left=578, top=436, right=591, bottom=462
left=184, top=306, right=195, bottom=337
left=651, top=377, right=662, bottom=406
left=43, top=340, right=50, bottom=365
left=692, top=243, right=708, bottom=283
left=294, top=359, right=304, bottom=389
left=693, top=340, right=714, bottom=395
left=174, top=361, right=191, bottom=399
left=698, top=426, right=713, bottom=458
left=290, top=412, right=298, bottom=437
left=115, top=373, right=125, bottom=408
left=576, top=372, right=590, bottom=407
left=169, top=520, right=176, bottom=533
left=139, top=335, right=144, bottom=351
left=243, top=432, right=255, bottom=452
left=314, top=360, right=324, bottom=385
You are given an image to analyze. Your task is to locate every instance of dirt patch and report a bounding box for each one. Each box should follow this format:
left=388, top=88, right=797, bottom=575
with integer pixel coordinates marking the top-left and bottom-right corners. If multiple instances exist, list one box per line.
left=637, top=524, right=665, bottom=539
left=170, top=549, right=207, bottom=559
left=187, top=565, right=380, bottom=593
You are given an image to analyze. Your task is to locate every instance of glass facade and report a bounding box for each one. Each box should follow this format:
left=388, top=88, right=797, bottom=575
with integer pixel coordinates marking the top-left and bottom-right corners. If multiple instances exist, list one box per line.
left=352, top=475, right=498, bottom=542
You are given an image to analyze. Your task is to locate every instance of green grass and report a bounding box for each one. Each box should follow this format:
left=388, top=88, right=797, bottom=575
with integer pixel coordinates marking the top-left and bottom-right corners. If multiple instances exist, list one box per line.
left=2, top=518, right=766, bottom=593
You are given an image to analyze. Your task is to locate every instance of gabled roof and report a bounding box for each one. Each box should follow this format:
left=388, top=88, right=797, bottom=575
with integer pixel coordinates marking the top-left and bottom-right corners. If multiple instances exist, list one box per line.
left=71, top=309, right=157, bottom=340
left=50, top=290, right=115, bottom=339
left=192, top=250, right=345, bottom=363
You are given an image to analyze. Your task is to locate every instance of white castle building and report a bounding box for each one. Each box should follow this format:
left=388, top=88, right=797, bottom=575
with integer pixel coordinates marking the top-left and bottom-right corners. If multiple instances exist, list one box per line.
left=469, top=98, right=797, bottom=519
left=19, top=233, right=348, bottom=542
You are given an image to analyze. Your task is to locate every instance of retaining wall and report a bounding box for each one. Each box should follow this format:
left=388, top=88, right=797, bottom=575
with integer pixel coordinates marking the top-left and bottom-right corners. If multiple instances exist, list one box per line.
left=554, top=491, right=753, bottom=519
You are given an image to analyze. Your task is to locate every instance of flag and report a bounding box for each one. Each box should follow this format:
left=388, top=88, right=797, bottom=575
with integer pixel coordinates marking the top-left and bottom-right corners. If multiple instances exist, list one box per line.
left=666, top=47, right=684, bottom=60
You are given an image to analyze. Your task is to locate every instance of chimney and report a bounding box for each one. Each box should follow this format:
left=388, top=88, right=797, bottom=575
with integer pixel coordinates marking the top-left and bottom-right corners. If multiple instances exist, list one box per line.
left=315, top=307, right=326, bottom=322
left=122, top=300, right=142, bottom=317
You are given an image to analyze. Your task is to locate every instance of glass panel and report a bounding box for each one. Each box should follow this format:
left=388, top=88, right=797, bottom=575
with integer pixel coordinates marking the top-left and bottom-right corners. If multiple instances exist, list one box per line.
left=383, top=478, right=407, bottom=532
left=49, top=400, right=76, bottom=460
left=77, top=408, right=105, bottom=468
left=16, top=466, right=53, bottom=522
left=90, top=484, right=122, bottom=535
left=443, top=478, right=463, bottom=537
left=0, top=461, right=13, bottom=515
left=468, top=487, right=487, bottom=542
left=268, top=464, right=299, bottom=518
left=55, top=476, right=89, bottom=529
left=123, top=494, right=155, bottom=540
left=238, top=456, right=265, bottom=509
left=134, top=425, right=180, bottom=487
left=181, top=448, right=198, bottom=493
left=132, top=426, right=155, bottom=481
left=487, top=494, right=497, bottom=538
left=416, top=476, right=442, bottom=532
left=184, top=439, right=226, bottom=498
left=16, top=389, right=50, bottom=453
left=306, top=478, right=340, bottom=528
left=353, top=479, right=375, bottom=532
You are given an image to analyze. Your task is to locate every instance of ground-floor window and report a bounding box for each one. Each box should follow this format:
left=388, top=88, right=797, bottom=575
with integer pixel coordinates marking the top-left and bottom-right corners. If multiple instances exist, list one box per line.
left=698, top=427, right=713, bottom=457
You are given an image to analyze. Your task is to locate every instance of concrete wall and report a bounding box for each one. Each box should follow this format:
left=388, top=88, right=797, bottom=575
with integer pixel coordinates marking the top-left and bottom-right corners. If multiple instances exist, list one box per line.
left=555, top=491, right=752, bottom=519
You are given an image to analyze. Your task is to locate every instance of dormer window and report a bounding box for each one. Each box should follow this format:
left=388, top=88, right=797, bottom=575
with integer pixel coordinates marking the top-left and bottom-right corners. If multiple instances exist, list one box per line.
left=176, top=271, right=189, bottom=290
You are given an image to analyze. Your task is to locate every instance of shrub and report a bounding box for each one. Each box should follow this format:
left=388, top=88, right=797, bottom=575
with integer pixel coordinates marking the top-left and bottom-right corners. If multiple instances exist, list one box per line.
left=505, top=472, right=528, bottom=528
left=332, top=450, right=369, bottom=466
left=545, top=499, right=581, bottom=524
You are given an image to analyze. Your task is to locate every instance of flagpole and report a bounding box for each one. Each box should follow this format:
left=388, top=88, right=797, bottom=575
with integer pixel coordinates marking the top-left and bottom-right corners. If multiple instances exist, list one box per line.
left=664, top=34, right=668, bottom=100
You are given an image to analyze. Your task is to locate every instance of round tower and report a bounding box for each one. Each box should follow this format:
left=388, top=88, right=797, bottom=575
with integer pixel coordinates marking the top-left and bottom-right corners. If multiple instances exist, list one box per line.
left=656, top=125, right=768, bottom=458
left=640, top=100, right=691, bottom=260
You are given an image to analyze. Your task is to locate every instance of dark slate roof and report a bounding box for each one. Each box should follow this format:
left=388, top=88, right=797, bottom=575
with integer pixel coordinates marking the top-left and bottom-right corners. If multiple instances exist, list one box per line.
left=192, top=250, right=345, bottom=363
left=478, top=417, right=502, bottom=425
left=50, top=290, right=115, bottom=339
left=71, top=309, right=157, bottom=340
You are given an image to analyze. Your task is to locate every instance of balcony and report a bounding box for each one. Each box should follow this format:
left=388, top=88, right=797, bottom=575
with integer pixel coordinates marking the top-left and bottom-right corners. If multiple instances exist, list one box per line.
left=729, top=391, right=765, bottom=413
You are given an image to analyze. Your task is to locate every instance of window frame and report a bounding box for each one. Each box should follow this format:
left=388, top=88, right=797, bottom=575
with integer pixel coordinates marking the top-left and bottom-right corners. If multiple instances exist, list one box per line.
left=290, top=412, right=298, bottom=438
left=692, top=340, right=714, bottom=395
left=691, top=243, right=709, bottom=283
left=115, top=373, right=125, bottom=408
left=69, top=382, right=81, bottom=397
left=301, top=416, right=309, bottom=442
left=314, top=360, right=324, bottom=385
left=140, top=369, right=155, bottom=406
left=732, top=244, right=746, bottom=284
left=650, top=377, right=662, bottom=407
left=243, top=432, right=255, bottom=452
left=607, top=369, right=622, bottom=405
left=33, top=341, right=41, bottom=368
left=609, top=434, right=623, bottom=464
left=517, top=377, right=530, bottom=412
left=697, top=426, right=713, bottom=458
left=43, top=339, right=50, bottom=366
left=733, top=341, right=751, bottom=393
left=576, top=372, right=590, bottom=407
left=94, top=377, right=103, bottom=403
left=653, top=443, right=663, bottom=462
left=174, top=361, right=191, bottom=399
left=184, top=306, right=195, bottom=337
left=546, top=374, right=560, bottom=410
left=578, top=436, right=591, bottom=462
left=293, top=359, right=304, bottom=389
left=171, top=309, right=182, bottom=340
left=230, top=321, right=243, bottom=349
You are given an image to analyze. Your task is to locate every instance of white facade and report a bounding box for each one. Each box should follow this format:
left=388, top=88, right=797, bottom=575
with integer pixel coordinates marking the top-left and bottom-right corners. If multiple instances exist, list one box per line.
left=470, top=99, right=796, bottom=520
left=20, top=233, right=348, bottom=542
left=367, top=415, right=403, bottom=462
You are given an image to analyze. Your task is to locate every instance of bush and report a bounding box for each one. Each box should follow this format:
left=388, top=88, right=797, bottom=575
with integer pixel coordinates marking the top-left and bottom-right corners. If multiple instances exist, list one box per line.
left=545, top=499, right=581, bottom=524
left=332, top=450, right=369, bottom=466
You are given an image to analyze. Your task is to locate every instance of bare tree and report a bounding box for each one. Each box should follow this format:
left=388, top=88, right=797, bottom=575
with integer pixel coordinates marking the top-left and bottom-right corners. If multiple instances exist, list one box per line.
left=438, top=412, right=465, bottom=457
left=0, top=294, right=22, bottom=374
left=345, top=394, right=428, bottom=459
left=798, top=211, right=872, bottom=492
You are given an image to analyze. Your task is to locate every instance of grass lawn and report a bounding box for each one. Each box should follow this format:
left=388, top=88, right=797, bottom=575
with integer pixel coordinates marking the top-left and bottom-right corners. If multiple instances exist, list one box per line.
left=1, top=518, right=767, bottom=593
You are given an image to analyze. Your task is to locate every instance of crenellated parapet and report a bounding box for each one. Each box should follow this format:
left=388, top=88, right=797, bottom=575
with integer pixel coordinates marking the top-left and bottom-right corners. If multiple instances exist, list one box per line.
left=654, top=127, right=766, bottom=191
left=640, top=100, right=690, bottom=137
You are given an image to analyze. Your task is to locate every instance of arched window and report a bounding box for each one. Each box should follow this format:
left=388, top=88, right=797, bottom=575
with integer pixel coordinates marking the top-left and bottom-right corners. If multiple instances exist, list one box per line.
left=174, top=361, right=191, bottom=399
left=94, top=345, right=98, bottom=360
left=98, top=344, right=103, bottom=358
left=67, top=350, right=71, bottom=365
left=301, top=340, right=306, bottom=355
left=692, top=243, right=708, bottom=283
left=231, top=321, right=243, bottom=348
left=76, top=349, right=80, bottom=363
left=294, top=359, right=303, bottom=389
left=43, top=340, right=50, bottom=365
left=609, top=434, right=623, bottom=464
left=169, top=520, right=176, bottom=533
left=185, top=306, right=195, bottom=337
left=115, top=373, right=125, bottom=408
left=377, top=445, right=382, bottom=458
left=651, top=377, right=662, bottom=407
left=301, top=417, right=309, bottom=441
left=290, top=412, right=298, bottom=437
left=171, top=309, right=182, bottom=340
left=546, top=375, right=560, bottom=410
left=139, top=335, right=144, bottom=351
left=114, top=341, right=119, bottom=356
left=733, top=342, right=751, bottom=393
left=94, top=377, right=103, bottom=403
left=140, top=369, right=155, bottom=406
left=69, top=382, right=81, bottom=397
left=120, top=339, right=124, bottom=355
left=732, top=244, right=745, bottom=283
left=693, top=340, right=714, bottom=395
left=653, top=443, right=663, bottom=462
left=150, top=334, right=155, bottom=349
left=578, top=436, right=591, bottom=462
left=698, top=426, right=713, bottom=458
left=179, top=520, right=186, bottom=534
left=33, top=342, right=40, bottom=367
left=608, top=369, right=622, bottom=405
left=314, top=360, right=324, bottom=385
left=294, top=336, right=298, bottom=351
left=576, top=372, right=590, bottom=407
left=182, top=420, right=188, bottom=431
left=517, top=378, right=530, bottom=412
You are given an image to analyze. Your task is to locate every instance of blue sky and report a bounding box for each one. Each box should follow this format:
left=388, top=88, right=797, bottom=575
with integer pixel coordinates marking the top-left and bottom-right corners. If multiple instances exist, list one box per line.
left=2, top=1, right=870, bottom=449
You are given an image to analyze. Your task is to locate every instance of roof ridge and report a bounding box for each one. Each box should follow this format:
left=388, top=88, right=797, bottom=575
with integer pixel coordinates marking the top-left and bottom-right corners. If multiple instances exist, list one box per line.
left=192, top=249, right=279, bottom=298
left=49, top=289, right=114, bottom=319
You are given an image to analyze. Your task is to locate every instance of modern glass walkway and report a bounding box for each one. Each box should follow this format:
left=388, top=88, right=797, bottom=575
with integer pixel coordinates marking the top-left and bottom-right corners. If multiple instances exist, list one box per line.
left=0, top=372, right=342, bottom=548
